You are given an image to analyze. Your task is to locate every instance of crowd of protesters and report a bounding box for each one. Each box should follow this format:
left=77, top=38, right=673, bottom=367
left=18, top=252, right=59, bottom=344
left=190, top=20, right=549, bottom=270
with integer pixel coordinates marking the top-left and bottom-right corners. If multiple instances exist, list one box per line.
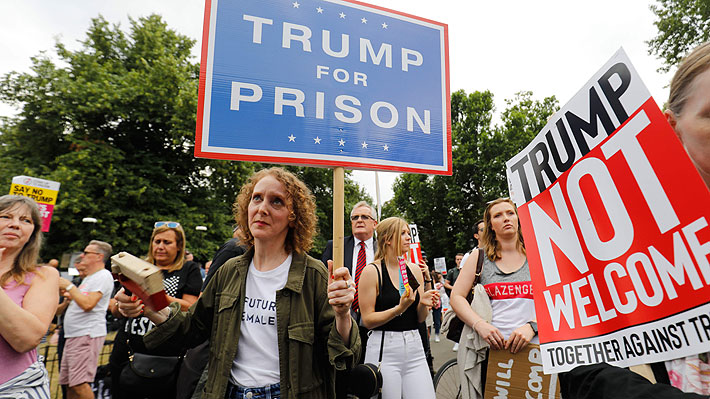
left=1, top=40, right=709, bottom=399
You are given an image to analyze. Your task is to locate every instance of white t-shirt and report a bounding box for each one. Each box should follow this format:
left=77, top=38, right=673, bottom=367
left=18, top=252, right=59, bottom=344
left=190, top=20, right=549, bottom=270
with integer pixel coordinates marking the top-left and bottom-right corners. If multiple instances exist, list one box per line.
left=64, top=268, right=114, bottom=338
left=480, top=255, right=538, bottom=344
left=231, top=254, right=292, bottom=387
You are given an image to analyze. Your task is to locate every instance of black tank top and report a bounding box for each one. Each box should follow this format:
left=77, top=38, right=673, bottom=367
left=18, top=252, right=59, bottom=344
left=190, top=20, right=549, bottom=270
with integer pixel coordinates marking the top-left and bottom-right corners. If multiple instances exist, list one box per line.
left=373, top=261, right=420, bottom=331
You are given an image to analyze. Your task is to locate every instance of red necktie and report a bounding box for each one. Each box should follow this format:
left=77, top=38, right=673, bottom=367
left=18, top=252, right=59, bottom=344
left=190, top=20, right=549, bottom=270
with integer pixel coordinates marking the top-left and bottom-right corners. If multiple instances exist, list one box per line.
left=352, top=242, right=366, bottom=312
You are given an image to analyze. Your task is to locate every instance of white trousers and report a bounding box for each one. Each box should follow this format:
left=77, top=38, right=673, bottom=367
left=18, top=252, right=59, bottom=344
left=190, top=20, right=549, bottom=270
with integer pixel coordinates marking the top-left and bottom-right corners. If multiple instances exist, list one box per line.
left=365, top=330, right=435, bottom=399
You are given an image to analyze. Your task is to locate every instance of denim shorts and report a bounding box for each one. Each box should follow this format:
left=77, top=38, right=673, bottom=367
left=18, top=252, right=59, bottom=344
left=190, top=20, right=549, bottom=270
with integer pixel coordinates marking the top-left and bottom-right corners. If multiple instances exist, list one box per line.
left=225, top=382, right=281, bottom=399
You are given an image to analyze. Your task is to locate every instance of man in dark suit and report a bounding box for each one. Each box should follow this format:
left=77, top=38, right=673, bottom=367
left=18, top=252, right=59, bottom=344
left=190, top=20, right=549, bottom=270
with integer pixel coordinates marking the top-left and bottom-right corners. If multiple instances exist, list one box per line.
left=322, top=201, right=377, bottom=399
left=322, top=201, right=378, bottom=276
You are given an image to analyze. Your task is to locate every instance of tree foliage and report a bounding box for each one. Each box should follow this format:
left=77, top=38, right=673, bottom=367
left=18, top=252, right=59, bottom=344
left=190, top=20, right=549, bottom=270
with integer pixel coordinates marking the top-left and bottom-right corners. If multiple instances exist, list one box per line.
left=0, top=15, right=368, bottom=261
left=648, top=0, right=710, bottom=72
left=390, top=90, right=558, bottom=268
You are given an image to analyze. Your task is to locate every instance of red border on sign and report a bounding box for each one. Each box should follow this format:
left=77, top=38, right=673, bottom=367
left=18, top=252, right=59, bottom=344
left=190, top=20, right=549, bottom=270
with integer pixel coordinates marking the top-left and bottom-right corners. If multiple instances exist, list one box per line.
left=195, top=0, right=452, bottom=175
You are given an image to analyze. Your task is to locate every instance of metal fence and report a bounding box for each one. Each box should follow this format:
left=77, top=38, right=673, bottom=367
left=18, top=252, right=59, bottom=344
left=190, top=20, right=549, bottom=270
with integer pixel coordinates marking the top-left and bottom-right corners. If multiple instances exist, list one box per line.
left=38, top=331, right=116, bottom=399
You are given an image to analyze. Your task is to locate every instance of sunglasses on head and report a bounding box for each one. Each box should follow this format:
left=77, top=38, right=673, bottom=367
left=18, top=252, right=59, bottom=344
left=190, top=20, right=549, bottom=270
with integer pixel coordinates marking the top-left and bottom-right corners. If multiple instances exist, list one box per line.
left=155, top=221, right=180, bottom=228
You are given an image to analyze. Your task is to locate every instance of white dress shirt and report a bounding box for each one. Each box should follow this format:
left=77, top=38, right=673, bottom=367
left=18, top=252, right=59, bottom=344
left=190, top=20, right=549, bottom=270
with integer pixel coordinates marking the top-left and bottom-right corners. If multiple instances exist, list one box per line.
left=352, top=236, right=375, bottom=273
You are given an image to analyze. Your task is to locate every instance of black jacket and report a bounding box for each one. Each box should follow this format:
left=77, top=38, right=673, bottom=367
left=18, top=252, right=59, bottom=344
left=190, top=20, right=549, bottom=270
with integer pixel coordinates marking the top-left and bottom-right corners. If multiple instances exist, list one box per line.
left=322, top=236, right=377, bottom=274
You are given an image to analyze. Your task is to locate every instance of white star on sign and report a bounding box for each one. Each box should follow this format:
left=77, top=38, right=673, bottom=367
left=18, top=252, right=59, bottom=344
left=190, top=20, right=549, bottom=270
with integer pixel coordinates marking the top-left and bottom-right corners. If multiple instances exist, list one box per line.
left=339, top=12, right=346, bottom=18
left=338, top=139, right=346, bottom=146
left=316, top=6, right=323, bottom=13
left=361, top=141, right=368, bottom=148
left=381, top=22, right=388, bottom=29
left=361, top=17, right=367, bottom=24
left=314, top=136, right=321, bottom=144
left=383, top=144, right=389, bottom=151
left=288, top=134, right=296, bottom=142
left=292, top=1, right=300, bottom=8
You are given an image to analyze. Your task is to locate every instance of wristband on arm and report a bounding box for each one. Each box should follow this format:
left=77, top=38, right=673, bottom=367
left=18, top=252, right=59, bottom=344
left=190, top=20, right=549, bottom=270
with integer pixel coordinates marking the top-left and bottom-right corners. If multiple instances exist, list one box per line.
left=527, top=321, right=538, bottom=336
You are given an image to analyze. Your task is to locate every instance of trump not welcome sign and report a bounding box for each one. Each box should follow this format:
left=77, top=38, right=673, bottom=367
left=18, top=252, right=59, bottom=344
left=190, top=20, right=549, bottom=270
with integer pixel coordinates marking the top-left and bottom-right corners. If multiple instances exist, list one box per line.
left=507, top=49, right=710, bottom=373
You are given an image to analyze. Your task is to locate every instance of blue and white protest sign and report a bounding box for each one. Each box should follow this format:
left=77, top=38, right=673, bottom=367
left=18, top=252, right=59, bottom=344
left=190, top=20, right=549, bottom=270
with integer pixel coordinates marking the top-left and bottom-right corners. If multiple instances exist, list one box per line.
left=196, top=0, right=451, bottom=175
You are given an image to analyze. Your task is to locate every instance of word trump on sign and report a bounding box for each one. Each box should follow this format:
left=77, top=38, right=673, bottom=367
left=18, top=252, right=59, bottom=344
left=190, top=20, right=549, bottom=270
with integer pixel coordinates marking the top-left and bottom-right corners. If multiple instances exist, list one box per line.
left=10, top=175, right=60, bottom=232
left=196, top=0, right=450, bottom=174
left=506, top=49, right=710, bottom=373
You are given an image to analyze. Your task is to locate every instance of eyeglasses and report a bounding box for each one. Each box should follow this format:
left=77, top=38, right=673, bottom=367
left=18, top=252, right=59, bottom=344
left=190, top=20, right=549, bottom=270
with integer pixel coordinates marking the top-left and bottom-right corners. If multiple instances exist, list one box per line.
left=350, top=215, right=373, bottom=221
left=82, top=251, right=101, bottom=256
left=154, top=221, right=180, bottom=228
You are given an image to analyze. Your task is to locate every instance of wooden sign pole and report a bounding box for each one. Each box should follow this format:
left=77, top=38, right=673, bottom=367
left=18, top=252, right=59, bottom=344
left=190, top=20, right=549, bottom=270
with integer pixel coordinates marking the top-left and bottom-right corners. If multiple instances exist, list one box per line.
left=333, top=167, right=345, bottom=272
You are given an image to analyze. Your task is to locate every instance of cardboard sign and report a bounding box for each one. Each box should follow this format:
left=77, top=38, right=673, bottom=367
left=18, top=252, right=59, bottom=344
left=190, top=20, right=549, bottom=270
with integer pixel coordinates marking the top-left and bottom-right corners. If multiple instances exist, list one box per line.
left=484, top=344, right=561, bottom=399
left=405, top=241, right=423, bottom=264
left=195, top=0, right=451, bottom=175
left=409, top=223, right=420, bottom=243
left=10, top=175, right=61, bottom=232
left=434, top=256, right=446, bottom=273
left=506, top=49, right=710, bottom=373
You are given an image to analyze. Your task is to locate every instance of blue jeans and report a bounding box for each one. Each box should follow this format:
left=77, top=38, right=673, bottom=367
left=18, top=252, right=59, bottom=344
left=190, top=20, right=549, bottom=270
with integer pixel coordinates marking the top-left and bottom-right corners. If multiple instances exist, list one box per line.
left=432, top=307, right=442, bottom=334
left=225, top=382, right=281, bottom=399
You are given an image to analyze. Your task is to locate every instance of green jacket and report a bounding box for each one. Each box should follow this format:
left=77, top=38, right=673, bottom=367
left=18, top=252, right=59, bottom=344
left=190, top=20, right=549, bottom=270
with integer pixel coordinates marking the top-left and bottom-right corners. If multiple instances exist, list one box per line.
left=144, top=249, right=360, bottom=399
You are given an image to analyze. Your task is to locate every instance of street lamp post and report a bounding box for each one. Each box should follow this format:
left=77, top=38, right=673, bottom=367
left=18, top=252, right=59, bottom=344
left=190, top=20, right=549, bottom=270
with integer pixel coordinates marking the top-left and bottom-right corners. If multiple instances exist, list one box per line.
left=82, top=216, right=98, bottom=240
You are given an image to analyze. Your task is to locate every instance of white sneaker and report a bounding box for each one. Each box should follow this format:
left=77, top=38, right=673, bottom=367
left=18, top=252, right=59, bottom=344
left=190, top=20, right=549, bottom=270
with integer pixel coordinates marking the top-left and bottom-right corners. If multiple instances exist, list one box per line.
left=453, top=343, right=459, bottom=351
left=435, top=334, right=440, bottom=342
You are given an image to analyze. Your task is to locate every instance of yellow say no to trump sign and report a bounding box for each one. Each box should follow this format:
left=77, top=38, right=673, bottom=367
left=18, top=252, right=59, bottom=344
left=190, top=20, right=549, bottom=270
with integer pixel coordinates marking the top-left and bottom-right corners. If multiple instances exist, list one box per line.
left=10, top=175, right=60, bottom=232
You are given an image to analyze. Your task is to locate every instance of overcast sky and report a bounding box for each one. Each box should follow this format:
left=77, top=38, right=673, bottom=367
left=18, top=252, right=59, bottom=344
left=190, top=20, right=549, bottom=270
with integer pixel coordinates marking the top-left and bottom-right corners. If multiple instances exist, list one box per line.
left=0, top=0, right=671, bottom=206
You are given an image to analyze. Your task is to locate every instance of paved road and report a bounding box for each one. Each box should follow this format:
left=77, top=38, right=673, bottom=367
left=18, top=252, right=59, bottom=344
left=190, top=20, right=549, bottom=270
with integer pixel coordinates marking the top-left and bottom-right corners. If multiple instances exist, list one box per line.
left=430, top=331, right=458, bottom=373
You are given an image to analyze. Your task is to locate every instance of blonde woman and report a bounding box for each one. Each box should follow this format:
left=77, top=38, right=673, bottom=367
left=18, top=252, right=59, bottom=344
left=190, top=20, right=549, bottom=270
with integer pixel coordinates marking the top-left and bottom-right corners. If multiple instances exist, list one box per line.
left=109, top=222, right=202, bottom=399
left=0, top=195, right=59, bottom=397
left=358, top=217, right=438, bottom=399
left=451, top=198, right=535, bottom=354
left=450, top=198, right=535, bottom=398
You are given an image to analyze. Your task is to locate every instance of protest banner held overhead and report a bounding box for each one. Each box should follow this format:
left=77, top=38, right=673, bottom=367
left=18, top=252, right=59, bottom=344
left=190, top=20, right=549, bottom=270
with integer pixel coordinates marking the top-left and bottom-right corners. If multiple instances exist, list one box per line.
left=409, top=223, right=420, bottom=243
left=404, top=223, right=423, bottom=264
left=195, top=0, right=451, bottom=175
left=506, top=49, right=710, bottom=373
left=10, top=175, right=61, bottom=232
left=434, top=257, right=446, bottom=273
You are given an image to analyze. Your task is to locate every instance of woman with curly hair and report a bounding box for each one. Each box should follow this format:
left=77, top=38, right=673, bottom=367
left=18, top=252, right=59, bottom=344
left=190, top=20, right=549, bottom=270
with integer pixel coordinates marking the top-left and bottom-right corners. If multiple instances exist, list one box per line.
left=116, top=167, right=360, bottom=399
left=0, top=195, right=59, bottom=397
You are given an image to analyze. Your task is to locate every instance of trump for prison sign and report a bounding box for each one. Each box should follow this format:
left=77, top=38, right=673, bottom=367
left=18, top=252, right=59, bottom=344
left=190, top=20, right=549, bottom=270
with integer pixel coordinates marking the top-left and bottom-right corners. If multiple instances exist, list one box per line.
left=195, top=0, right=451, bottom=174
left=506, top=49, right=710, bottom=373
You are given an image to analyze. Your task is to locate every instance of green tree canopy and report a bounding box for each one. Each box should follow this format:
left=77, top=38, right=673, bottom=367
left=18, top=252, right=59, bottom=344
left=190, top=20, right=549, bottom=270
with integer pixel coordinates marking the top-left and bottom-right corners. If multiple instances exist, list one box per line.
left=390, top=90, right=558, bottom=268
left=648, top=0, right=710, bottom=72
left=0, top=15, right=368, bottom=262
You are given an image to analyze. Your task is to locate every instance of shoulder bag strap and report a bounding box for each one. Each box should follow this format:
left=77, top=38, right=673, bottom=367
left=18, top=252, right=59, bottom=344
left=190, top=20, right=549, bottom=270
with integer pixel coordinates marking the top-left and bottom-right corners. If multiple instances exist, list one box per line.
left=474, top=249, right=484, bottom=286
left=376, top=261, right=386, bottom=399
left=377, top=261, right=382, bottom=295
left=467, top=249, right=485, bottom=302
left=377, top=316, right=386, bottom=398
left=377, top=260, right=385, bottom=363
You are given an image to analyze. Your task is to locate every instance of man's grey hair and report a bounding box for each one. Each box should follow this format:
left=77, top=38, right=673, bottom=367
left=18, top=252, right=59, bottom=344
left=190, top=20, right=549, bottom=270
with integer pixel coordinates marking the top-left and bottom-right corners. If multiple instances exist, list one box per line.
left=350, top=201, right=377, bottom=220
left=89, top=240, right=112, bottom=261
